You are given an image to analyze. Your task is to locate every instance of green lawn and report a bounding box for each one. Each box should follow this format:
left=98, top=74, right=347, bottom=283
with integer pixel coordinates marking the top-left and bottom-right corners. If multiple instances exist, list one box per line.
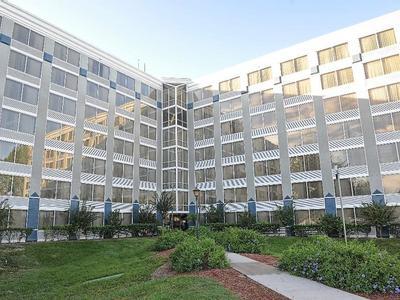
left=0, top=238, right=237, bottom=300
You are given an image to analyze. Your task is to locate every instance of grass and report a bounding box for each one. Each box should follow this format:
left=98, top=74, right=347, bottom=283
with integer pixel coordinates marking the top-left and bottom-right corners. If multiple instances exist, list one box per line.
left=0, top=238, right=237, bottom=300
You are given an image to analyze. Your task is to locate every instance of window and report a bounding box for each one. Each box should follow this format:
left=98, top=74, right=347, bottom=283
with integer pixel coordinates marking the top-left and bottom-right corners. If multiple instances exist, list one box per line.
left=255, top=185, right=282, bottom=201
left=48, top=93, right=76, bottom=116
left=163, top=128, right=175, bottom=147
left=176, top=107, right=187, bottom=127
left=176, top=85, right=187, bottom=108
left=292, top=181, right=323, bottom=199
left=368, top=82, right=400, bottom=105
left=43, top=149, right=73, bottom=170
left=223, top=164, right=246, bottom=180
left=139, top=167, right=156, bottom=182
left=334, top=177, right=370, bottom=197
left=0, top=175, right=30, bottom=197
left=88, top=58, right=110, bottom=79
left=321, top=67, right=354, bottom=89
left=290, top=154, right=320, bottom=173
left=51, top=67, right=78, bottom=90
left=194, top=125, right=214, bottom=141
left=81, top=156, right=106, bottom=175
left=54, top=42, right=80, bottom=66
left=373, top=112, right=400, bottom=133
left=82, top=130, right=107, bottom=150
left=114, top=115, right=134, bottom=133
left=0, top=141, right=32, bottom=165
left=116, top=71, right=134, bottom=89
left=324, top=93, right=358, bottom=114
left=112, top=187, right=133, bottom=203
left=113, top=162, right=133, bottom=179
left=197, top=190, right=216, bottom=205
left=254, top=159, right=280, bottom=176
left=248, top=67, right=272, bottom=85
left=281, top=56, right=308, bottom=75
left=80, top=184, right=104, bottom=202
left=318, top=43, right=349, bottom=65
left=224, top=188, right=247, bottom=203
left=249, top=89, right=274, bottom=107
left=377, top=142, right=400, bottom=163
left=285, top=102, right=314, bottom=122
left=41, top=180, right=71, bottom=200
left=139, top=190, right=155, bottom=205
left=0, top=109, right=36, bottom=135
left=115, top=93, right=135, bottom=112
left=192, top=86, right=213, bottom=102
left=331, top=148, right=366, bottom=168
left=139, top=145, right=156, bottom=161
left=140, top=123, right=156, bottom=140
left=382, top=174, right=400, bottom=194
left=45, top=121, right=75, bottom=143
left=220, top=97, right=242, bottom=115
left=87, top=81, right=109, bottom=102
left=221, top=119, right=243, bottom=135
left=252, top=135, right=279, bottom=152
left=85, top=105, right=108, bottom=125
left=219, top=77, right=240, bottom=93
left=327, top=119, right=363, bottom=140
left=163, top=169, right=176, bottom=189
left=12, top=23, right=44, bottom=51
left=194, top=105, right=213, bottom=121
left=282, top=79, right=310, bottom=98
left=195, top=146, right=215, bottom=161
left=141, top=83, right=158, bottom=100
left=9, top=51, right=42, bottom=78
left=141, top=103, right=157, bottom=120
left=251, top=111, right=276, bottom=129
left=4, top=79, right=38, bottom=105
left=287, top=127, right=317, bottom=147
left=222, top=141, right=244, bottom=157
left=177, top=127, right=187, bottom=147
left=195, top=168, right=216, bottom=183
left=364, top=55, right=400, bottom=79
left=114, top=138, right=134, bottom=157
left=360, top=29, right=396, bottom=53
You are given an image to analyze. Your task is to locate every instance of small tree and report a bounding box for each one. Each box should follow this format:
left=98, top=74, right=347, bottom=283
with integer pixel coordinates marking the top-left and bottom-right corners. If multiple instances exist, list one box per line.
left=154, top=191, right=174, bottom=227
left=238, top=210, right=256, bottom=227
left=360, top=202, right=397, bottom=237
left=0, top=199, right=12, bottom=229
left=138, top=204, right=156, bottom=223
left=318, top=214, right=342, bottom=237
left=69, top=201, right=97, bottom=238
left=275, top=204, right=295, bottom=227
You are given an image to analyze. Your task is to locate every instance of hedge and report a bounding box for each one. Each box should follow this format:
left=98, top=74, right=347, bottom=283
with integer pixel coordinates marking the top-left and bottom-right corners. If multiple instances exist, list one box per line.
left=206, top=222, right=279, bottom=234
left=0, top=228, right=33, bottom=243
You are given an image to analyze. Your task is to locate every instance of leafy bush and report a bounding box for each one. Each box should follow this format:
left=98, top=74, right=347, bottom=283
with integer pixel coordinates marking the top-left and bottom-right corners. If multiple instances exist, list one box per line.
left=214, top=227, right=265, bottom=253
left=171, top=237, right=228, bottom=272
left=317, top=214, right=342, bottom=237
left=389, top=224, right=400, bottom=238
left=279, top=236, right=400, bottom=294
left=292, top=225, right=321, bottom=237
left=360, top=202, right=397, bottom=238
left=206, top=222, right=279, bottom=234
left=237, top=211, right=256, bottom=227
left=153, top=229, right=188, bottom=251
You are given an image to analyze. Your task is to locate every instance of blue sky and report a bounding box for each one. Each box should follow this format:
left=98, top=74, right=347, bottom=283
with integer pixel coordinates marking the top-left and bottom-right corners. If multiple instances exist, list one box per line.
left=9, top=0, right=400, bottom=79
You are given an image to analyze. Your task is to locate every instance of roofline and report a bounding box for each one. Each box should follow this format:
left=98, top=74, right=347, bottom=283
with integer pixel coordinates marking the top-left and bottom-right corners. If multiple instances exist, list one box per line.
left=0, top=0, right=163, bottom=88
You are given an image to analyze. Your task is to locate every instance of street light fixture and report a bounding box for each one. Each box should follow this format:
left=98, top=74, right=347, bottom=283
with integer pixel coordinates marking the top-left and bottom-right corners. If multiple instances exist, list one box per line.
left=192, top=188, right=201, bottom=239
left=334, top=165, right=348, bottom=245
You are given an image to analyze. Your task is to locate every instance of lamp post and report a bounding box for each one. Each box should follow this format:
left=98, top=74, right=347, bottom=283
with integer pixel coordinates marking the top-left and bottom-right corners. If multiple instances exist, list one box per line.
left=192, top=188, right=200, bottom=239
left=334, top=165, right=347, bottom=245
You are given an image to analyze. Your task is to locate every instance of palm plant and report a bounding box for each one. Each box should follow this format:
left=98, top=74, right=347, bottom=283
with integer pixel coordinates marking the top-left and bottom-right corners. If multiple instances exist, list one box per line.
left=154, top=191, right=174, bottom=227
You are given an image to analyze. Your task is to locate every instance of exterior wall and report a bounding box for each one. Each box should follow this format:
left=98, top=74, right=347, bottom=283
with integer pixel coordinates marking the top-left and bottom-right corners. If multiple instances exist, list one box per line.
left=0, top=1, right=400, bottom=230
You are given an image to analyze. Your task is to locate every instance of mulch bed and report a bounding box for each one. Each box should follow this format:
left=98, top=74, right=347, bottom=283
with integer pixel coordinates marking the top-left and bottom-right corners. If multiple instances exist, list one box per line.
left=241, top=253, right=279, bottom=267
left=152, top=249, right=288, bottom=300
left=362, top=293, right=400, bottom=300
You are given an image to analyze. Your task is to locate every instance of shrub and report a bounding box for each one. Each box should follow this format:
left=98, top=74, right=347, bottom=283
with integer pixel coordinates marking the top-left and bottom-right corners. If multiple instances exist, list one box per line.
left=360, top=202, right=397, bottom=238
left=171, top=237, right=228, bottom=272
left=292, top=225, right=321, bottom=237
left=154, top=229, right=188, bottom=251
left=249, top=223, right=280, bottom=234
left=279, top=236, right=400, bottom=294
left=215, top=227, right=265, bottom=253
left=317, top=214, right=342, bottom=237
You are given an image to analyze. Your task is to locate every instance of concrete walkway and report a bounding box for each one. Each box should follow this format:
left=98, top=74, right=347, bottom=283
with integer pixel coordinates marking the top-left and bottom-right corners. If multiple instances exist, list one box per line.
left=227, top=253, right=367, bottom=300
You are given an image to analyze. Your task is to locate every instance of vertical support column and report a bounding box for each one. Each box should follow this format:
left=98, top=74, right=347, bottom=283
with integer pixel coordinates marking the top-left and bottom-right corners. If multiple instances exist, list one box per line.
left=0, top=17, right=13, bottom=125
left=242, top=93, right=256, bottom=205
left=247, top=198, right=256, bottom=218
left=309, top=52, right=337, bottom=215
left=350, top=41, right=384, bottom=200
left=187, top=99, right=196, bottom=198
left=26, top=37, right=54, bottom=241
left=188, top=201, right=196, bottom=226
left=70, top=55, right=88, bottom=204
left=132, top=200, right=140, bottom=223
left=274, top=83, right=292, bottom=201
left=104, top=71, right=116, bottom=221
left=156, top=100, right=162, bottom=196
left=213, top=92, right=224, bottom=203
left=70, top=195, right=79, bottom=217
left=132, top=88, right=141, bottom=204
left=217, top=200, right=224, bottom=223
left=104, top=198, right=112, bottom=225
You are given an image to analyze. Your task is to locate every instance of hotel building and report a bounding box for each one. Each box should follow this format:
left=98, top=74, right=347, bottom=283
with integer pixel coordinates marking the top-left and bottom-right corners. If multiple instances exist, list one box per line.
left=0, top=2, right=399, bottom=239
